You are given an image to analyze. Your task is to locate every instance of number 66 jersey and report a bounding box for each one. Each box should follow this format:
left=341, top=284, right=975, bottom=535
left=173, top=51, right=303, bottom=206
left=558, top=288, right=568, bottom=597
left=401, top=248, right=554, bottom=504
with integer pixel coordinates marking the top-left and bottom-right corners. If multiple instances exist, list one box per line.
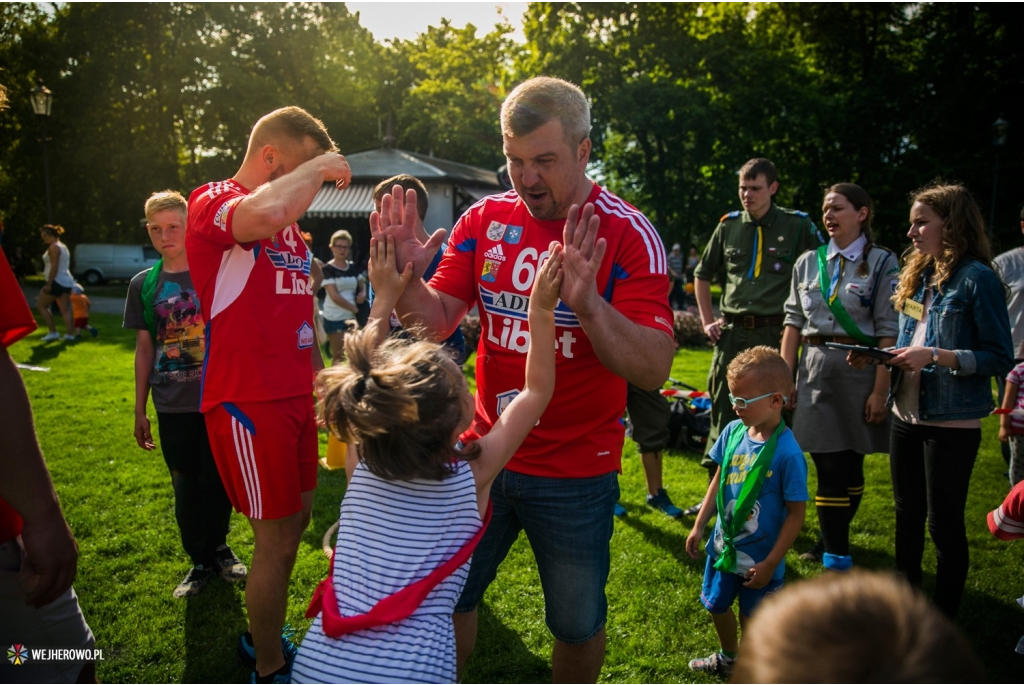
left=430, top=184, right=674, bottom=478
left=186, top=178, right=316, bottom=412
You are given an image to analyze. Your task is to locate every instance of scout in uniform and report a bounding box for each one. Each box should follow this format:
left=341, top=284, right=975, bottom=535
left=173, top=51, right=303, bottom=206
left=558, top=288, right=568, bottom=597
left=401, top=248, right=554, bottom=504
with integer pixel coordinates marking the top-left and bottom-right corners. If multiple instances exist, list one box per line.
left=780, top=183, right=899, bottom=569
left=690, top=158, right=823, bottom=515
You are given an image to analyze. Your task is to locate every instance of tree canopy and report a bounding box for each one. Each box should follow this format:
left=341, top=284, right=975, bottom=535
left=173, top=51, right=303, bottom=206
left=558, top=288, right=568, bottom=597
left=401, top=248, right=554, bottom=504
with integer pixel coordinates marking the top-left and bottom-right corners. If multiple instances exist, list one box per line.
left=1, top=2, right=1020, bottom=259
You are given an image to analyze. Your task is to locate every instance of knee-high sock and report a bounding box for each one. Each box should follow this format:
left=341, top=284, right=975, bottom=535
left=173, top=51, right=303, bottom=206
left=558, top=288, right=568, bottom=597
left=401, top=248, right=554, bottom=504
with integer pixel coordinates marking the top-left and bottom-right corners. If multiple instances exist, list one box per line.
left=811, top=451, right=861, bottom=557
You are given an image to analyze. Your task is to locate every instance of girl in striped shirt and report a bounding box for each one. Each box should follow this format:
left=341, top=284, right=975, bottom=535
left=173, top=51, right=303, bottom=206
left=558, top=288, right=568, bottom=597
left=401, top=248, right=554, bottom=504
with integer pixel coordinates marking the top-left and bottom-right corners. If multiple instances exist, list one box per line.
left=291, top=235, right=561, bottom=684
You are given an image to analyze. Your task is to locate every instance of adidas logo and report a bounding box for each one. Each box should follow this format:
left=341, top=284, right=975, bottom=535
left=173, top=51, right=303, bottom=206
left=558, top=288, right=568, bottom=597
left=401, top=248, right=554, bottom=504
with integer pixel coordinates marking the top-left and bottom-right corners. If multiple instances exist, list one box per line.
left=483, top=244, right=507, bottom=262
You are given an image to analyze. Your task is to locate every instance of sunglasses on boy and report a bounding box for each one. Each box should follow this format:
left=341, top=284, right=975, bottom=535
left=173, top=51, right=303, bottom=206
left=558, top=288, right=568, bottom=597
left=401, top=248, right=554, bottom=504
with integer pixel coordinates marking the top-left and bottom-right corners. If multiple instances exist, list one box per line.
left=728, top=391, right=781, bottom=409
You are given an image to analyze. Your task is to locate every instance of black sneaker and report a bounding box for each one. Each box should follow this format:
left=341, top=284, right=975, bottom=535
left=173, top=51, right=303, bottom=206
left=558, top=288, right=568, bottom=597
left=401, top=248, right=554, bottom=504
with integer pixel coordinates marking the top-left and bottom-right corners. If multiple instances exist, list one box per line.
left=173, top=565, right=214, bottom=598
left=214, top=544, right=247, bottom=581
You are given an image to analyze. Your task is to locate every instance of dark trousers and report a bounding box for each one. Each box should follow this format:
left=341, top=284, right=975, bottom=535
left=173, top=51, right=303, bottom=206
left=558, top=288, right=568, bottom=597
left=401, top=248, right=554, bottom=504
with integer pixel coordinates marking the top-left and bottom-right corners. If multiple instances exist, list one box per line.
left=668, top=279, right=686, bottom=310
left=889, top=417, right=980, bottom=619
left=155, top=411, right=233, bottom=567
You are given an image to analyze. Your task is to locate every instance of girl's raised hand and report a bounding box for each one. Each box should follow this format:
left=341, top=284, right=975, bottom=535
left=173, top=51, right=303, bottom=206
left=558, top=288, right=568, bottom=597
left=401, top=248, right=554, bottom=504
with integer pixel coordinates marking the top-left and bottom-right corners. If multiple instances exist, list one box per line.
left=367, top=235, right=413, bottom=305
left=530, top=242, right=564, bottom=312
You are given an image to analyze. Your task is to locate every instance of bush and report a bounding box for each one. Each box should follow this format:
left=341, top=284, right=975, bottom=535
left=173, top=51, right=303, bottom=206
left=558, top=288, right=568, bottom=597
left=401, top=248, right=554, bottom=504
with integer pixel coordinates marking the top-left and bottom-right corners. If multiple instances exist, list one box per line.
left=674, top=308, right=709, bottom=348
left=460, top=314, right=481, bottom=352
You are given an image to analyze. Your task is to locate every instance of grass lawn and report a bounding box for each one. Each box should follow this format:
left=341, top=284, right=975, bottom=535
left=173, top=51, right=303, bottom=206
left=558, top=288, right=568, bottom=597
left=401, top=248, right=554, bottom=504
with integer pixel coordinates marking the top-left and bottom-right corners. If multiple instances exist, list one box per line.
left=9, top=312, right=1023, bottom=682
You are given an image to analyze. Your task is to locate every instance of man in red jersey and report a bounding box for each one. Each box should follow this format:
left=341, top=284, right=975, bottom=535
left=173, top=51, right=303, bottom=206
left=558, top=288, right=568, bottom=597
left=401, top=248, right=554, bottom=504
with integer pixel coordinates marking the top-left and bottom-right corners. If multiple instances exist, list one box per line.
left=372, top=77, right=675, bottom=682
left=185, top=106, right=350, bottom=684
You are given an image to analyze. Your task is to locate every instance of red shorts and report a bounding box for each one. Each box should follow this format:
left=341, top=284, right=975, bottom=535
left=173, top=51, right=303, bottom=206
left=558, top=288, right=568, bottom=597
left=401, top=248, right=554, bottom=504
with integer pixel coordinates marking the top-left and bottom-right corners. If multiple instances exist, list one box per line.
left=73, top=317, right=89, bottom=329
left=205, top=394, right=318, bottom=520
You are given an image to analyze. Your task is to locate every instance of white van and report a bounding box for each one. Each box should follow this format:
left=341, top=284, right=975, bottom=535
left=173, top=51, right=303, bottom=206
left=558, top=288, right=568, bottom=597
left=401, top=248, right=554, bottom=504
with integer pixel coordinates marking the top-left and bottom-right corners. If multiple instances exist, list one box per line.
left=73, top=244, right=161, bottom=284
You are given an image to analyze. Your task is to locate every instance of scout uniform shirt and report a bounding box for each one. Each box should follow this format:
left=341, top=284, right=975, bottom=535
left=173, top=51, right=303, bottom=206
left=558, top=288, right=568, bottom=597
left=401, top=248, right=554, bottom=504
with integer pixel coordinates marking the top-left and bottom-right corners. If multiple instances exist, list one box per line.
left=694, top=203, right=824, bottom=317
left=783, top=234, right=900, bottom=339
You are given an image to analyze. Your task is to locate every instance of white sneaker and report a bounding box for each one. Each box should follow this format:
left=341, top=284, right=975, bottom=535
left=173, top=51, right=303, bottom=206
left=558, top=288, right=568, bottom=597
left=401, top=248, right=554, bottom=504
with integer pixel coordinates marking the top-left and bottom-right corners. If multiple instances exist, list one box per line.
left=40, top=331, right=61, bottom=342
left=62, top=335, right=76, bottom=342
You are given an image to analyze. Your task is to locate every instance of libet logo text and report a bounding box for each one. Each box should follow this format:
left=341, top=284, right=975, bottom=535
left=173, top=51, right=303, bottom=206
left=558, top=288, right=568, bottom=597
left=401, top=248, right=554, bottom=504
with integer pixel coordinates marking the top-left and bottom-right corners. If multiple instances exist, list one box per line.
left=7, top=644, right=104, bottom=665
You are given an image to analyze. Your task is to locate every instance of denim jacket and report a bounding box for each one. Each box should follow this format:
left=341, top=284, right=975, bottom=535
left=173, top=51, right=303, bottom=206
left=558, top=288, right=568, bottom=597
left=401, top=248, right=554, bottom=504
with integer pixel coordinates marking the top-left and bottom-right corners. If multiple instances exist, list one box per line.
left=889, top=258, right=1014, bottom=420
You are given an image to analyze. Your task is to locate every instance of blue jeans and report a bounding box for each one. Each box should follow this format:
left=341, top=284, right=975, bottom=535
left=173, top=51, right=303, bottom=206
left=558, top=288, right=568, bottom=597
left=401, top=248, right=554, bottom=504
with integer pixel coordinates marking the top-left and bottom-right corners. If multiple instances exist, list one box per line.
left=455, top=469, right=619, bottom=644
left=700, top=555, right=783, bottom=616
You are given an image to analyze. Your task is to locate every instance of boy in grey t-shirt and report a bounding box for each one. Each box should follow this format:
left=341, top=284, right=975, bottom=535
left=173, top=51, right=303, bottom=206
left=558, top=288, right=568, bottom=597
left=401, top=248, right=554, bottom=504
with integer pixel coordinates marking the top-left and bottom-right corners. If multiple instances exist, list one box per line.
left=123, top=191, right=245, bottom=598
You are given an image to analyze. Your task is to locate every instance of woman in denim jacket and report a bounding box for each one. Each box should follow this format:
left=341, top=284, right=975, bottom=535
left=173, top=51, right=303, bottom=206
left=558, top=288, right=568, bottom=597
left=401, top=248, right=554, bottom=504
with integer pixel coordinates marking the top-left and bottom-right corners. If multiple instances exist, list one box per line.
left=861, top=183, right=1013, bottom=618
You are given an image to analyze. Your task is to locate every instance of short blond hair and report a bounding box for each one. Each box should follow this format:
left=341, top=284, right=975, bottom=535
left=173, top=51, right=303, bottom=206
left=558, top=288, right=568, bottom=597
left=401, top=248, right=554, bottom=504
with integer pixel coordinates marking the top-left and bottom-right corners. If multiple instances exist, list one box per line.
left=501, top=76, right=591, bottom=147
left=247, top=106, right=336, bottom=157
left=329, top=230, right=353, bottom=247
left=726, top=345, right=792, bottom=395
left=733, top=571, right=983, bottom=682
left=144, top=190, right=187, bottom=221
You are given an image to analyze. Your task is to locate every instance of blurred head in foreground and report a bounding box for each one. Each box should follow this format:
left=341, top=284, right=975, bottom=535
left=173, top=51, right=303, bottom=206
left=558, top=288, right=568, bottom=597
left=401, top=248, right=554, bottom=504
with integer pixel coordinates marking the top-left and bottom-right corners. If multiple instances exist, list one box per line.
left=732, top=570, right=983, bottom=683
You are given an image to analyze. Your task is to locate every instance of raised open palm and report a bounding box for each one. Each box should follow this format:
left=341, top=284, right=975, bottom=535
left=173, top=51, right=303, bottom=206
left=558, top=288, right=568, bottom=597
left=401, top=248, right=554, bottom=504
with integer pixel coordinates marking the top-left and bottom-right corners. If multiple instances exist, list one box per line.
left=559, top=203, right=606, bottom=314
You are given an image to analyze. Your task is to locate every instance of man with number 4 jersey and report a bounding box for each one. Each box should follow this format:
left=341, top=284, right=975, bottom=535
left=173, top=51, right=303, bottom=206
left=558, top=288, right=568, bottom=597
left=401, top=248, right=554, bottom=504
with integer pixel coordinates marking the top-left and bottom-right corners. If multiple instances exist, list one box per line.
left=185, top=106, right=351, bottom=684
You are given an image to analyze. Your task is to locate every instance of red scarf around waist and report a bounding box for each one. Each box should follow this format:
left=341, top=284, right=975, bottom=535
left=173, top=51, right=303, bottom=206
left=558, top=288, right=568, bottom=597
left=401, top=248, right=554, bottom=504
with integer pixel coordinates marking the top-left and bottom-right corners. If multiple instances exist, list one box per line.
left=306, top=501, right=492, bottom=637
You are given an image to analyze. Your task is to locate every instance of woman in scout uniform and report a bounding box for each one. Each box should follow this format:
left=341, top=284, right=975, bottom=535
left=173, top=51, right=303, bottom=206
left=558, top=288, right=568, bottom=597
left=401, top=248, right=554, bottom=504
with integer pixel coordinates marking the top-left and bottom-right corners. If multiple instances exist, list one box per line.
left=781, top=183, right=899, bottom=571
left=864, top=182, right=1012, bottom=618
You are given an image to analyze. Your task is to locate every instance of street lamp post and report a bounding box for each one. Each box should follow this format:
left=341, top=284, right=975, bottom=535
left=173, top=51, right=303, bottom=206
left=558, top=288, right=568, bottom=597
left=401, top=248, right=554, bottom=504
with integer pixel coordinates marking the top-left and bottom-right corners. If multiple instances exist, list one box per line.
left=29, top=82, right=54, bottom=224
left=990, top=116, right=1009, bottom=235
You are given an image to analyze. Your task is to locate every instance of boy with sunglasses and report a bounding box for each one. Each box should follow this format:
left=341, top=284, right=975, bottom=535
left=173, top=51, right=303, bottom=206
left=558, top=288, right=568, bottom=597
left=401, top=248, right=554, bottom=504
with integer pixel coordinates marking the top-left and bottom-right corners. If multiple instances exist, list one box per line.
left=685, top=345, right=807, bottom=677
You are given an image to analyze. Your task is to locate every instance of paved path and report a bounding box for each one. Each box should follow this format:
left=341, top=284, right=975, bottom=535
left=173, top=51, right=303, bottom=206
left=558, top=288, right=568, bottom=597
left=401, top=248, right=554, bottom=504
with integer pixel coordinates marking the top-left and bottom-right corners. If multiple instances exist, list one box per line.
left=21, top=285, right=125, bottom=315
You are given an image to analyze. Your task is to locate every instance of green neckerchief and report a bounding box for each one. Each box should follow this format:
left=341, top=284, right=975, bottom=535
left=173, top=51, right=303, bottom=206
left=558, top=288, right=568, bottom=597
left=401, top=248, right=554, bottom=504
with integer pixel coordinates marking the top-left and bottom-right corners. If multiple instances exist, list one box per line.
left=714, top=420, right=786, bottom=574
left=141, top=259, right=163, bottom=339
left=816, top=245, right=878, bottom=347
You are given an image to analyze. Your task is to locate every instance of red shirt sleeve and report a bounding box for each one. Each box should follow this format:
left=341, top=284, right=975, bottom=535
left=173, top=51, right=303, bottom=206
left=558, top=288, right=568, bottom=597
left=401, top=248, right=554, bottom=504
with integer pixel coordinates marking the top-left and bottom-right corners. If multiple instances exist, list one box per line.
left=187, top=182, right=249, bottom=248
left=0, top=247, right=37, bottom=348
left=607, top=214, right=674, bottom=339
left=427, top=205, right=480, bottom=306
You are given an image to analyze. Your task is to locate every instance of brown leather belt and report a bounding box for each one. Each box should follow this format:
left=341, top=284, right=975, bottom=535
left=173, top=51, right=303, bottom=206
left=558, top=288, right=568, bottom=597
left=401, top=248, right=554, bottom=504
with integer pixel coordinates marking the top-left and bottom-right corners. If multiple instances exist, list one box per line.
left=804, top=335, right=858, bottom=346
left=723, top=314, right=785, bottom=329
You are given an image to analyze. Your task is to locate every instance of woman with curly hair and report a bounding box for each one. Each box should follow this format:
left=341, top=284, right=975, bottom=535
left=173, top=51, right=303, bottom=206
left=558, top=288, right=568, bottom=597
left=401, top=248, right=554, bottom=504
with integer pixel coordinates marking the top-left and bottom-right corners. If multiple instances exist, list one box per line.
left=853, top=182, right=1013, bottom=618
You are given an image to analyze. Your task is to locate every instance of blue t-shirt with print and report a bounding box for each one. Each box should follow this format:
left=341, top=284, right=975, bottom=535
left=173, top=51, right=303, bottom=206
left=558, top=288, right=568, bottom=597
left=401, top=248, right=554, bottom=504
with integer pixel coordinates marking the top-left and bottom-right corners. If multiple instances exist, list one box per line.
left=706, top=419, right=808, bottom=581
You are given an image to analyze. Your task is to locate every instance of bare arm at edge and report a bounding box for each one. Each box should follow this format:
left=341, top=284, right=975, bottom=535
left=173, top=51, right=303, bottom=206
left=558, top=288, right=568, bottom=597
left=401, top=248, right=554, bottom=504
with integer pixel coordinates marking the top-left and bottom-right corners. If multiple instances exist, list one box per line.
left=0, top=346, right=78, bottom=607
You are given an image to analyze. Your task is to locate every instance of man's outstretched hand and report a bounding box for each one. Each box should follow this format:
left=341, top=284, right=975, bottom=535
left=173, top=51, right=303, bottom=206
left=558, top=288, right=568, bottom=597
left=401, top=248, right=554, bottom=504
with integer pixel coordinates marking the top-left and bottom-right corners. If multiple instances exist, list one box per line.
left=369, top=185, right=446, bottom=281
left=559, top=203, right=606, bottom=317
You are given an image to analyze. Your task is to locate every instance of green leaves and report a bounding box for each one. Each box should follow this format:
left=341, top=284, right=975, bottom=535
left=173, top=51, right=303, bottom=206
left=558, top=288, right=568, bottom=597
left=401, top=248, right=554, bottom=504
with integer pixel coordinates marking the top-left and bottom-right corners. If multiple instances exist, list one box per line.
left=1, top=3, right=1021, bottom=259
left=517, top=2, right=1024, bottom=253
